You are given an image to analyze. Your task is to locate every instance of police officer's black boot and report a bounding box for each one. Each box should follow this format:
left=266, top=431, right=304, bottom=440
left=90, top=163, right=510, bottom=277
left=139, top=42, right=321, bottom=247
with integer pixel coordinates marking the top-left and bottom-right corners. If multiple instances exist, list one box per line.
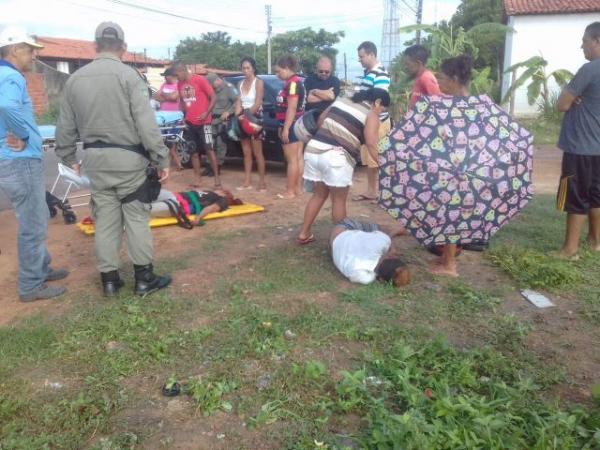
left=101, top=270, right=124, bottom=297
left=134, top=264, right=172, bottom=296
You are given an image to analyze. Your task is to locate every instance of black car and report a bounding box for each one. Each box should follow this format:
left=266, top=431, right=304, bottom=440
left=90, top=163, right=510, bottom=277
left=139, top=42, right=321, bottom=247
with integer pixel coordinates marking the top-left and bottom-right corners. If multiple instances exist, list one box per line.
left=176, top=75, right=285, bottom=166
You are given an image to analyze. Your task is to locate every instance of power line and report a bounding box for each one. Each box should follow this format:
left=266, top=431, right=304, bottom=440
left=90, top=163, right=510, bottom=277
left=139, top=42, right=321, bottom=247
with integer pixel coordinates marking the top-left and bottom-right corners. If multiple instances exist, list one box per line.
left=272, top=13, right=383, bottom=29
left=104, top=0, right=264, bottom=33
left=399, top=0, right=417, bottom=13
left=273, top=9, right=383, bottom=22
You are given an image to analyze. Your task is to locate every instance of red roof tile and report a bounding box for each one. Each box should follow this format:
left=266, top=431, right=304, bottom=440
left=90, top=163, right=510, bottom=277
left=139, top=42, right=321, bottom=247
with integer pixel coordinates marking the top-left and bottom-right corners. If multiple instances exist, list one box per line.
left=504, top=0, right=600, bottom=15
left=34, top=36, right=169, bottom=66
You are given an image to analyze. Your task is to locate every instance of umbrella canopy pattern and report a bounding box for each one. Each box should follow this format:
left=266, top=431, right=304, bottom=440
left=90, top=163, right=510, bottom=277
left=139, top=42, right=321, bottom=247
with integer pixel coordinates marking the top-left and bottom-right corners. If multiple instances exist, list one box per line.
left=379, top=94, right=534, bottom=246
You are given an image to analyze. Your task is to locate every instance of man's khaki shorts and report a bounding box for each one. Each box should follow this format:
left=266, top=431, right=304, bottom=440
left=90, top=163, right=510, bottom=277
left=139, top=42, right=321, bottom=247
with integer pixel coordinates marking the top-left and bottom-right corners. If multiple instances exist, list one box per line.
left=360, top=117, right=391, bottom=168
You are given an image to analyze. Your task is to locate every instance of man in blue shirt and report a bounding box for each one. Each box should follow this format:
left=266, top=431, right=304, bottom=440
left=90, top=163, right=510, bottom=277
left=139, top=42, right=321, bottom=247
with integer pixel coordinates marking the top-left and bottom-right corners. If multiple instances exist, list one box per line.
left=0, top=26, right=68, bottom=301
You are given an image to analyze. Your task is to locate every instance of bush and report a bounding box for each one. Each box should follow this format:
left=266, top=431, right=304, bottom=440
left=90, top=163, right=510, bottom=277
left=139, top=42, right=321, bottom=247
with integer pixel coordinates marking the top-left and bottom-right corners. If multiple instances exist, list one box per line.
left=488, top=246, right=580, bottom=290
left=36, top=102, right=60, bottom=125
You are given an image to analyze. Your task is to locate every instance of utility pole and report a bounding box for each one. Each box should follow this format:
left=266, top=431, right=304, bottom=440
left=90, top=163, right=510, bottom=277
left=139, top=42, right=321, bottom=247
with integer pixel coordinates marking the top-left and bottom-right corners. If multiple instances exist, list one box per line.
left=343, top=52, right=347, bottom=84
left=265, top=4, right=272, bottom=74
left=416, top=0, right=424, bottom=44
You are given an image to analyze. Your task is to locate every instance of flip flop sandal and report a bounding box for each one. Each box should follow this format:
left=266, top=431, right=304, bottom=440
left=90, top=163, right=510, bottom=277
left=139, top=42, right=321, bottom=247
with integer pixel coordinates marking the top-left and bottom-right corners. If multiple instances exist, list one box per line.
left=161, top=382, right=181, bottom=397
left=352, top=194, right=377, bottom=202
left=425, top=244, right=462, bottom=257
left=549, top=251, right=580, bottom=261
left=462, top=241, right=489, bottom=252
left=236, top=185, right=253, bottom=191
left=297, top=234, right=315, bottom=245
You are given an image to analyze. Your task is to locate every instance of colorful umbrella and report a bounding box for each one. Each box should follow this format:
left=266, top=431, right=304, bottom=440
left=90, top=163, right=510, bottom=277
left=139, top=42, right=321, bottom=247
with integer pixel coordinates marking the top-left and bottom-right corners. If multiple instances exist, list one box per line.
left=378, top=94, right=534, bottom=246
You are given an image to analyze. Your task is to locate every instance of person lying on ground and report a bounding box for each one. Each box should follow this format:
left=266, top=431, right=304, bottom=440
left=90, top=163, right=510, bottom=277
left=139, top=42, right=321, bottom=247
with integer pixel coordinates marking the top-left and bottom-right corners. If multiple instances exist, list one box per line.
left=151, top=188, right=242, bottom=226
left=330, top=218, right=410, bottom=286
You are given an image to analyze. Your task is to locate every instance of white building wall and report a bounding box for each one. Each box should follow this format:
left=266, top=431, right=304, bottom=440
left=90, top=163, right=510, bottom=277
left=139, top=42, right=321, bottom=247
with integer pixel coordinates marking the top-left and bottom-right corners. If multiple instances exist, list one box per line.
left=501, top=12, right=600, bottom=117
left=56, top=61, right=69, bottom=74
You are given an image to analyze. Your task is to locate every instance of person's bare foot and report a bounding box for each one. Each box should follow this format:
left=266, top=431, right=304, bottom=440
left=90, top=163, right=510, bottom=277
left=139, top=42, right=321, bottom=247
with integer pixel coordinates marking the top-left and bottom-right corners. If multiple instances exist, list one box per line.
left=276, top=192, right=296, bottom=199
left=551, top=250, right=580, bottom=261
left=427, top=260, right=459, bottom=278
left=352, top=193, right=377, bottom=202
left=392, top=226, right=408, bottom=237
left=586, top=238, right=600, bottom=251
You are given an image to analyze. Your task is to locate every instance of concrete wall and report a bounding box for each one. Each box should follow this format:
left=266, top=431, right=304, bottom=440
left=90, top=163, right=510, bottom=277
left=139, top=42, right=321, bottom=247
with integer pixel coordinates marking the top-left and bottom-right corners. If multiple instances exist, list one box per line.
left=502, top=12, right=600, bottom=117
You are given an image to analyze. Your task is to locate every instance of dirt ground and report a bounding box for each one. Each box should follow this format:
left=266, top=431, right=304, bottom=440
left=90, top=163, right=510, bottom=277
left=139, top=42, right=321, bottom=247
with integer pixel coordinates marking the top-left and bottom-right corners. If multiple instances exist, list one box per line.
left=0, top=145, right=562, bottom=326
left=1, top=145, right=598, bottom=409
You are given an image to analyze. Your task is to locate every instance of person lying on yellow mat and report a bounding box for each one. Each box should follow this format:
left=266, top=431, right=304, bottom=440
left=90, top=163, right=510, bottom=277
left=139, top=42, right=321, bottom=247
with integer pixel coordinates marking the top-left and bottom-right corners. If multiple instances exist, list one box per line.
left=153, top=188, right=243, bottom=226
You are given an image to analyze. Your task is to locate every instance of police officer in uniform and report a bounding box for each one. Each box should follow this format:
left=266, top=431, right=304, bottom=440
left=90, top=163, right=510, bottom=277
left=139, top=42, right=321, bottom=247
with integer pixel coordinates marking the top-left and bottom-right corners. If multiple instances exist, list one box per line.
left=203, top=73, right=237, bottom=175
left=56, top=22, right=171, bottom=297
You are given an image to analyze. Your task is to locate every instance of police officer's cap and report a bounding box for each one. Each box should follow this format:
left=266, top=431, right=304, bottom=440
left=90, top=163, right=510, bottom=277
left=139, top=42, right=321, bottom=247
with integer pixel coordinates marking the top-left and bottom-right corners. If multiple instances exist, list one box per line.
left=205, top=73, right=219, bottom=84
left=95, top=22, right=125, bottom=42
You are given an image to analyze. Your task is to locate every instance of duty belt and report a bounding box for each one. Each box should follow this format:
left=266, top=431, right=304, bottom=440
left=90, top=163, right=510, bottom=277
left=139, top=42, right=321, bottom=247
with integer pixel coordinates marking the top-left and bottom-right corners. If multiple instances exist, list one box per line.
left=83, top=141, right=150, bottom=160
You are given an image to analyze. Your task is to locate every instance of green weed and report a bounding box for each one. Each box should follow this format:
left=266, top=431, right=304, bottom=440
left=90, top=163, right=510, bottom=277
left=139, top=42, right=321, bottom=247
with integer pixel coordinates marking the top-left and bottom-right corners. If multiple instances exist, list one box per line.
left=186, top=377, right=236, bottom=416
left=488, top=313, right=534, bottom=350
left=447, top=281, right=501, bottom=316
left=489, top=247, right=580, bottom=289
left=340, top=282, right=398, bottom=304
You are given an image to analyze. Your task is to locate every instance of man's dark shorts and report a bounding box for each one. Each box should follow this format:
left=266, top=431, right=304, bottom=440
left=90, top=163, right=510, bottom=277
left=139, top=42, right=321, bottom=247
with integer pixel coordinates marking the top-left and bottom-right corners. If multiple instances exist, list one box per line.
left=557, top=152, right=600, bottom=214
left=184, top=122, right=214, bottom=154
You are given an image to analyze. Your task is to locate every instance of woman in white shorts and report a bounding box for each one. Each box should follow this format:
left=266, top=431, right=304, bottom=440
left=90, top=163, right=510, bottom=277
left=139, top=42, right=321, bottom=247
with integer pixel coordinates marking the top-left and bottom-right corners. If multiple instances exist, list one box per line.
left=297, top=88, right=391, bottom=244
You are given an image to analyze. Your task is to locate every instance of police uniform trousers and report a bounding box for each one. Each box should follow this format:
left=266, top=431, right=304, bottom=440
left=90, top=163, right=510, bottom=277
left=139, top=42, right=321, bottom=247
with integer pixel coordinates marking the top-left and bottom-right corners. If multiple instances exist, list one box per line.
left=86, top=161, right=153, bottom=273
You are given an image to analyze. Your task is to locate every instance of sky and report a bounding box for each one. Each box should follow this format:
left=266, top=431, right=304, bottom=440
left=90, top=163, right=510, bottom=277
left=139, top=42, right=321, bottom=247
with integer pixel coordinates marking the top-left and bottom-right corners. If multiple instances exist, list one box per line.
left=0, top=0, right=461, bottom=79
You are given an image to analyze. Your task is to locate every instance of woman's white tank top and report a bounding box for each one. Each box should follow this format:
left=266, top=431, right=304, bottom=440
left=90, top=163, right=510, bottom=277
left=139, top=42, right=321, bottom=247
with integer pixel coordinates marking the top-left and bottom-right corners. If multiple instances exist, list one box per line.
left=240, top=77, right=257, bottom=109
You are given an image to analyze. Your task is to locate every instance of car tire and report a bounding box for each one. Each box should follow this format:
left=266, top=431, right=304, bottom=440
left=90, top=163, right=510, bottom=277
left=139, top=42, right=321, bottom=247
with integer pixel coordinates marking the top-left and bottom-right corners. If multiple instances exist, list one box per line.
left=177, top=130, right=196, bottom=169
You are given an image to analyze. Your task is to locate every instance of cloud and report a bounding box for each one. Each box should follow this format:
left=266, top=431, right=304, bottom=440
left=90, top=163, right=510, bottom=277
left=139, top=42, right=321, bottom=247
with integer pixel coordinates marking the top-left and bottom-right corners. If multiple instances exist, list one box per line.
left=1, top=0, right=460, bottom=64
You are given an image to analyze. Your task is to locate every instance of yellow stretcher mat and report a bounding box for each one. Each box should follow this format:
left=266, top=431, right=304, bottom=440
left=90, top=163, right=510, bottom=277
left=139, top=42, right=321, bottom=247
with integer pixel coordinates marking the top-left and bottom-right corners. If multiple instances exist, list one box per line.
left=77, top=203, right=265, bottom=235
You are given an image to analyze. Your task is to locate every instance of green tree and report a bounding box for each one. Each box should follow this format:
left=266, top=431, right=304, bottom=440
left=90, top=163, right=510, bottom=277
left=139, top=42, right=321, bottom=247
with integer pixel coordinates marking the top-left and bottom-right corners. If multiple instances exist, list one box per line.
left=450, top=0, right=505, bottom=81
left=174, top=27, right=344, bottom=75
left=174, top=32, right=259, bottom=71
left=272, top=27, right=344, bottom=74
left=502, top=56, right=573, bottom=117
left=392, top=23, right=512, bottom=104
left=398, top=23, right=511, bottom=69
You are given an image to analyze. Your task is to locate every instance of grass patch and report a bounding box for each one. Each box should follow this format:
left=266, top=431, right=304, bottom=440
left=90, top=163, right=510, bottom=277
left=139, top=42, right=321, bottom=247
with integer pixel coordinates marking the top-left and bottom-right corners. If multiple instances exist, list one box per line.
left=340, top=282, right=399, bottom=304
left=488, top=247, right=581, bottom=289
left=1, top=222, right=599, bottom=448
left=350, top=337, right=599, bottom=449
left=488, top=195, right=600, bottom=324
left=0, top=292, right=212, bottom=448
left=446, top=281, right=501, bottom=317
left=520, top=117, right=561, bottom=146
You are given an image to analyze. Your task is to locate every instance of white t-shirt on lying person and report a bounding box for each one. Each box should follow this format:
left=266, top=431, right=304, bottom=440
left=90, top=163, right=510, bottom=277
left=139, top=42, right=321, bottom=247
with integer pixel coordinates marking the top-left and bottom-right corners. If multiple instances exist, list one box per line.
left=332, top=230, right=391, bottom=284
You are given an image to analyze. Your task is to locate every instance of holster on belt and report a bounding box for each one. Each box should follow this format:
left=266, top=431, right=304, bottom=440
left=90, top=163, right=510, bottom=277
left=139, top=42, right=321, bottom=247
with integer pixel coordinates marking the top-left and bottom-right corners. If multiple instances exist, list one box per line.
left=83, top=141, right=162, bottom=204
